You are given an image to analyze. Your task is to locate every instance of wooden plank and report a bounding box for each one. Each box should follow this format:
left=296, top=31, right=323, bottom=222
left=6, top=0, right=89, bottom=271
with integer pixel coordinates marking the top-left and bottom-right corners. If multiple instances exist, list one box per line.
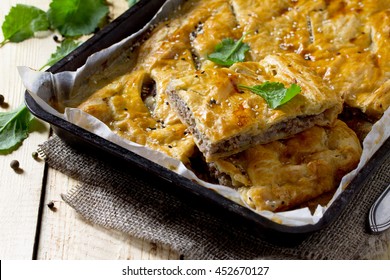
left=32, top=0, right=178, bottom=260
left=0, top=0, right=53, bottom=259
left=37, top=168, right=179, bottom=260
left=0, top=0, right=145, bottom=261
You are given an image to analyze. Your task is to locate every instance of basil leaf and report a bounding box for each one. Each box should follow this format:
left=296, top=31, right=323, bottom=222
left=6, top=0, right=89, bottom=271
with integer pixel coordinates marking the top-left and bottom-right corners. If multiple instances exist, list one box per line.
left=208, top=35, right=250, bottom=66
left=1, top=4, right=49, bottom=47
left=0, top=105, right=34, bottom=153
left=239, top=82, right=301, bottom=109
left=40, top=39, right=81, bottom=70
left=48, top=0, right=109, bottom=37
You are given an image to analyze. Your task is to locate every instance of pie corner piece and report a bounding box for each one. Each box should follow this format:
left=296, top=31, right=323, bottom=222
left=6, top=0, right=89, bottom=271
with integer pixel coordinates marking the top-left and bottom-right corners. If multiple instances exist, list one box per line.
left=211, top=119, right=363, bottom=212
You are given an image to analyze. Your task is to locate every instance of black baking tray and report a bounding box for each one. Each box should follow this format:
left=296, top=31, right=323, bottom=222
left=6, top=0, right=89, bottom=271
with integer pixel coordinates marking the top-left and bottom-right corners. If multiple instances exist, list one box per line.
left=24, top=0, right=390, bottom=246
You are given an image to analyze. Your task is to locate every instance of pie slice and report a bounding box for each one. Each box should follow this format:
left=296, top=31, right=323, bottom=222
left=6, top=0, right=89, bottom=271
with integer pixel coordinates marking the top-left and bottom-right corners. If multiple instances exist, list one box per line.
left=78, top=69, right=196, bottom=163
left=167, top=53, right=343, bottom=160
left=209, top=120, right=362, bottom=212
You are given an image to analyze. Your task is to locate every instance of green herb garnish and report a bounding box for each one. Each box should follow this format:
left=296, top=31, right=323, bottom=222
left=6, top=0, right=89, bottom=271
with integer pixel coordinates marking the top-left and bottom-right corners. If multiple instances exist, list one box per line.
left=239, top=82, right=301, bottom=109
left=48, top=0, right=109, bottom=37
left=127, top=0, right=139, bottom=7
left=0, top=0, right=112, bottom=154
left=208, top=35, right=250, bottom=66
left=0, top=104, right=34, bottom=154
left=1, top=4, right=49, bottom=47
left=40, top=39, right=81, bottom=70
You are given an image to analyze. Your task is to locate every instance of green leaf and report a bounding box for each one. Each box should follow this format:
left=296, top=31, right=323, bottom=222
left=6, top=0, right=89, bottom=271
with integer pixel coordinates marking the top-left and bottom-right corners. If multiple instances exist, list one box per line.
left=48, top=0, right=109, bottom=37
left=239, top=82, right=301, bottom=109
left=40, top=39, right=82, bottom=70
left=0, top=105, right=34, bottom=153
left=208, top=35, right=250, bottom=66
left=127, top=0, right=139, bottom=7
left=1, top=4, right=49, bottom=47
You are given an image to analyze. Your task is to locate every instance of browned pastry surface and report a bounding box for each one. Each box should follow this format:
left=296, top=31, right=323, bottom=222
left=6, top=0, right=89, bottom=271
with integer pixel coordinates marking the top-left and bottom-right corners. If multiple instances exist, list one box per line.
left=167, top=54, right=342, bottom=160
left=78, top=70, right=195, bottom=163
left=76, top=0, right=386, bottom=212
left=236, top=0, right=390, bottom=118
left=210, top=120, right=362, bottom=212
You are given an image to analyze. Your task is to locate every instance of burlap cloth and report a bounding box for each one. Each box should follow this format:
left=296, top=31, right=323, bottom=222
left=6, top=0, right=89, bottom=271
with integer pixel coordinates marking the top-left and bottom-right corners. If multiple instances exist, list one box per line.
left=39, top=135, right=390, bottom=259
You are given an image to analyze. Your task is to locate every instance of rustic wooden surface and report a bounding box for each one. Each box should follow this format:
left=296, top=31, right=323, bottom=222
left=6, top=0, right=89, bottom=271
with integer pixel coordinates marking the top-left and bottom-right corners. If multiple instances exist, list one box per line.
left=0, top=0, right=389, bottom=260
left=0, top=0, right=178, bottom=260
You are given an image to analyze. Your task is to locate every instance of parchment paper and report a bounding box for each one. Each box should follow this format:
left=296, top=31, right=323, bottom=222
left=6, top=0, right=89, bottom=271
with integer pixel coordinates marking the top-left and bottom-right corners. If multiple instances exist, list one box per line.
left=19, top=0, right=390, bottom=226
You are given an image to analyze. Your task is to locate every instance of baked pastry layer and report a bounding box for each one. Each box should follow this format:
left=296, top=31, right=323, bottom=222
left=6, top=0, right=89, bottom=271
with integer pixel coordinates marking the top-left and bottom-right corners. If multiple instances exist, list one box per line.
left=79, top=0, right=389, bottom=161
left=78, top=70, right=196, bottom=163
left=168, top=54, right=342, bottom=160
left=76, top=0, right=387, bottom=213
left=209, top=120, right=362, bottom=212
left=233, top=0, right=390, bottom=119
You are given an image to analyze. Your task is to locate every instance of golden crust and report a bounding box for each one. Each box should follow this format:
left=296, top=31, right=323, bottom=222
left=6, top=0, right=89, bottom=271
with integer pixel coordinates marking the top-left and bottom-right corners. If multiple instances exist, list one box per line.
left=168, top=53, right=342, bottom=160
left=78, top=70, right=195, bottom=163
left=212, top=120, right=362, bottom=211
left=76, top=0, right=387, bottom=212
left=231, top=0, right=390, bottom=118
left=135, top=0, right=239, bottom=71
left=306, top=7, right=390, bottom=119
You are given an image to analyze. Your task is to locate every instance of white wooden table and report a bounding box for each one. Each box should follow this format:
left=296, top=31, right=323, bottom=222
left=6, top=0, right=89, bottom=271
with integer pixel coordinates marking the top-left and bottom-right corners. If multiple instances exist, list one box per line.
left=0, top=0, right=178, bottom=260
left=0, top=0, right=389, bottom=260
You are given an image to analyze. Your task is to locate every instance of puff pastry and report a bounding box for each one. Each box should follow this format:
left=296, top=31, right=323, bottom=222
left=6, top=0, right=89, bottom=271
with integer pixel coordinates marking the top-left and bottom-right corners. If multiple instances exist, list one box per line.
left=232, top=0, right=390, bottom=119
left=167, top=53, right=342, bottom=160
left=76, top=0, right=385, bottom=212
left=210, top=120, right=362, bottom=211
left=78, top=69, right=196, bottom=163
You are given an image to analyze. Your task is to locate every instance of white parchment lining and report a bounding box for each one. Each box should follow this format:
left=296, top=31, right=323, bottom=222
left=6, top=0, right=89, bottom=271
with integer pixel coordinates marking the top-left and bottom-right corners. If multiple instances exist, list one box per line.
left=19, top=0, right=390, bottom=226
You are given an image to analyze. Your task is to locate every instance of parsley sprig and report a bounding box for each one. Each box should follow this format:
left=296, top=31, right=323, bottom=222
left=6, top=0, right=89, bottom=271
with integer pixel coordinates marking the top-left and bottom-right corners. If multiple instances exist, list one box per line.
left=0, top=4, right=49, bottom=47
left=40, top=39, right=82, bottom=70
left=208, top=35, right=250, bottom=66
left=239, top=82, right=301, bottom=109
left=48, top=0, right=109, bottom=37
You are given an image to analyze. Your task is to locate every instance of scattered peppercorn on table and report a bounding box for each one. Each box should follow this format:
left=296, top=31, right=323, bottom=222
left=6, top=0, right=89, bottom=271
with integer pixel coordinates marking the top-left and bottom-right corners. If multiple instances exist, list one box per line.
left=0, top=0, right=389, bottom=260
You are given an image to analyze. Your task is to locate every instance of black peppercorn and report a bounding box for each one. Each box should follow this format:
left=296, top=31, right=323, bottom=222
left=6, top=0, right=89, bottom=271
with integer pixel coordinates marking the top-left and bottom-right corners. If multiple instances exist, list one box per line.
left=10, top=160, right=19, bottom=170
left=53, top=35, right=60, bottom=43
left=47, top=201, right=55, bottom=209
